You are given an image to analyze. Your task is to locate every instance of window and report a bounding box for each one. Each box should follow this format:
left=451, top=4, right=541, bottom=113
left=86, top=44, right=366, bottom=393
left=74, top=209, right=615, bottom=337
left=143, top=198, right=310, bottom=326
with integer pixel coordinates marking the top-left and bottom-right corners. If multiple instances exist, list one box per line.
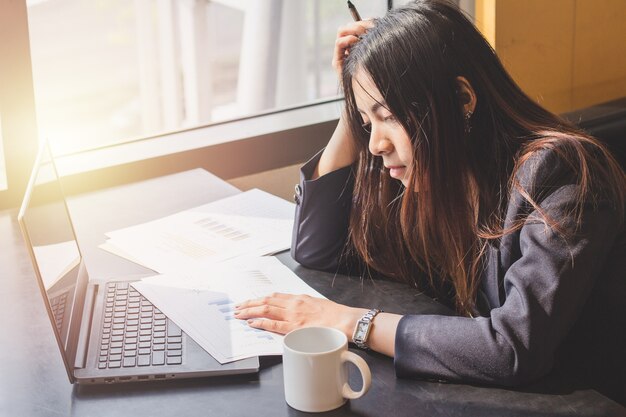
left=26, top=0, right=389, bottom=155
left=0, top=118, right=7, bottom=191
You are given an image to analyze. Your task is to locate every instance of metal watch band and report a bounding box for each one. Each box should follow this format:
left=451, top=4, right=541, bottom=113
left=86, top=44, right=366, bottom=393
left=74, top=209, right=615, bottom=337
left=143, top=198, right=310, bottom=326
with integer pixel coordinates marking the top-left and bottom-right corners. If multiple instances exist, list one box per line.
left=352, top=308, right=382, bottom=349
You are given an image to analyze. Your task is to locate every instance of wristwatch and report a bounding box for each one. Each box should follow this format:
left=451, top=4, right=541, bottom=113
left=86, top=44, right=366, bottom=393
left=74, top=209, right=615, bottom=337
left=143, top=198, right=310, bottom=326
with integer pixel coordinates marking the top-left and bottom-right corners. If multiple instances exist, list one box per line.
left=352, top=309, right=382, bottom=349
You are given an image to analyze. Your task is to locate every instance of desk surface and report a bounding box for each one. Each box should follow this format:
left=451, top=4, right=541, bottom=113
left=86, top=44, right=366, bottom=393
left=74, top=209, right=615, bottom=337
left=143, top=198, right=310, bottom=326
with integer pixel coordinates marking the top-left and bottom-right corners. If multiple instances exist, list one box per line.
left=1, top=169, right=624, bottom=417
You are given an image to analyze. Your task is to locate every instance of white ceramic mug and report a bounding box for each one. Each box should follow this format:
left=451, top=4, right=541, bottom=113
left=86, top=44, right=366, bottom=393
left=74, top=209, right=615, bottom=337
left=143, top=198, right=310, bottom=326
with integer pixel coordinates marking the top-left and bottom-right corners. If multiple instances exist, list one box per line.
left=282, top=326, right=372, bottom=413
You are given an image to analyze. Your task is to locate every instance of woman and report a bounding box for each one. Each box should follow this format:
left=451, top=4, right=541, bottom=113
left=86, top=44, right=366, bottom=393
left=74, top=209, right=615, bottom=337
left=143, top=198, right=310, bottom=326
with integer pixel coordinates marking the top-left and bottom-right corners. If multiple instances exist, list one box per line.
left=234, top=0, right=625, bottom=400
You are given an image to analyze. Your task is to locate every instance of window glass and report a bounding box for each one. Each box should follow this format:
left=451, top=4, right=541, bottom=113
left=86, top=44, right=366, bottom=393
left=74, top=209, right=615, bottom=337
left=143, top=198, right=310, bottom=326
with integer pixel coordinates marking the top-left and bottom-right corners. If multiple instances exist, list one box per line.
left=27, top=0, right=388, bottom=155
left=0, top=117, right=7, bottom=191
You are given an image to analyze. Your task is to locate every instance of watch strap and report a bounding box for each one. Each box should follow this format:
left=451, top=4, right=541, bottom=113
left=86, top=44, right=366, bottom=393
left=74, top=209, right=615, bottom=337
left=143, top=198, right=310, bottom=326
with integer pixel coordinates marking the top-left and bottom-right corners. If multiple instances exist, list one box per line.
left=352, top=308, right=382, bottom=349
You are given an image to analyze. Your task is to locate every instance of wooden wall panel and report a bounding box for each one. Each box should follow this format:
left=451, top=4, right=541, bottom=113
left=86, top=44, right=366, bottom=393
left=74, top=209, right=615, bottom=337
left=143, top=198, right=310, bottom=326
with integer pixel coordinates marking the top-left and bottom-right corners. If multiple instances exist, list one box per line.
left=475, top=0, right=626, bottom=113
left=571, top=0, right=626, bottom=108
left=494, top=0, right=576, bottom=113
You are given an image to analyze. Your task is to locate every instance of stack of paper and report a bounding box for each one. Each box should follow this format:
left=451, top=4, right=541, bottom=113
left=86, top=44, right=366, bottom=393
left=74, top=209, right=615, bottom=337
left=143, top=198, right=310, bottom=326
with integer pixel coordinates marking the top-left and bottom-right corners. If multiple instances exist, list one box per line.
left=101, top=188, right=326, bottom=363
left=101, top=189, right=294, bottom=274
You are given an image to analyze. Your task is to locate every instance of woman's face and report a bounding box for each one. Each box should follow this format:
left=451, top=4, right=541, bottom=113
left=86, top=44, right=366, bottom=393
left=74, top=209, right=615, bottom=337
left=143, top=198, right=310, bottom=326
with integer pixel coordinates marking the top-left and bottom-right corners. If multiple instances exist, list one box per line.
left=352, top=69, right=414, bottom=187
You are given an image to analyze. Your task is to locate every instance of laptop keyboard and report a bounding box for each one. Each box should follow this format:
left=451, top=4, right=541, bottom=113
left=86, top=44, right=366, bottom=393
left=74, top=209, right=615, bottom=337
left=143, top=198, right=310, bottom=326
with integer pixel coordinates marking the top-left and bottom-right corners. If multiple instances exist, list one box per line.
left=99, top=282, right=183, bottom=369
left=50, top=291, right=68, bottom=333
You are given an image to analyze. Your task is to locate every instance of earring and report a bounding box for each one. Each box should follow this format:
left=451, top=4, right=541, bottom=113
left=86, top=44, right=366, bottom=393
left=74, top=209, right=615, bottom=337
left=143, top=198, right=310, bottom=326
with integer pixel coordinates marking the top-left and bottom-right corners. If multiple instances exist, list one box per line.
left=464, top=110, right=473, bottom=134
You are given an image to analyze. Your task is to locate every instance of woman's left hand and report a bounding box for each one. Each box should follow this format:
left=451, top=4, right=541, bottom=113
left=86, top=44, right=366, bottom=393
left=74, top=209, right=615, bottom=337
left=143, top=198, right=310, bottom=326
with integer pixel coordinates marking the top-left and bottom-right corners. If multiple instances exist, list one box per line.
left=234, top=293, right=366, bottom=337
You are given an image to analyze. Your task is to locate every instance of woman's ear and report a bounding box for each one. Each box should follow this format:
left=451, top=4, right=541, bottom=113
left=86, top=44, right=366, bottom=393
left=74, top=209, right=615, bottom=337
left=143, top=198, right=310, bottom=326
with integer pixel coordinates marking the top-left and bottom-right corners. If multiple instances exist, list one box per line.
left=455, top=76, right=477, bottom=115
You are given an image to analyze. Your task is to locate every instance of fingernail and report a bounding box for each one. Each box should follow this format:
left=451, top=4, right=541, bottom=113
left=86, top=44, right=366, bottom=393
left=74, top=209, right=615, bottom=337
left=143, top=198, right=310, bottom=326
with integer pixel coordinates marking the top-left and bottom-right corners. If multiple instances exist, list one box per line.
left=233, top=310, right=240, bottom=316
left=247, top=319, right=256, bottom=325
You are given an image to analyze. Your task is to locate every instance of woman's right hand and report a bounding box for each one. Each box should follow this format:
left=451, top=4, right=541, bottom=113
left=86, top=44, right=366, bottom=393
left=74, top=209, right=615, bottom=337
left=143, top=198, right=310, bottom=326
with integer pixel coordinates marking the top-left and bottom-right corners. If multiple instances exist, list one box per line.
left=312, top=21, right=374, bottom=180
left=332, top=21, right=374, bottom=82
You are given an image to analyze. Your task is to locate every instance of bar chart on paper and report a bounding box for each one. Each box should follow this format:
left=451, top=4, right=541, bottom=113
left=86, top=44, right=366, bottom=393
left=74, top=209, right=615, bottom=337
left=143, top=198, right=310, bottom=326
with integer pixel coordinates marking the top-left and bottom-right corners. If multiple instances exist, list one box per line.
left=195, top=218, right=249, bottom=242
left=101, top=189, right=294, bottom=274
left=157, top=215, right=249, bottom=260
left=210, top=296, right=274, bottom=341
left=131, top=257, right=325, bottom=363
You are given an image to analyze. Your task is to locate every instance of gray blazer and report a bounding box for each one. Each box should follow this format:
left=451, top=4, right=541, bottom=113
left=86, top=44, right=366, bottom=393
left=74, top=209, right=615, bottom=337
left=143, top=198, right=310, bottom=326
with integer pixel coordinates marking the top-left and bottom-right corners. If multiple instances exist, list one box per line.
left=291, top=148, right=625, bottom=401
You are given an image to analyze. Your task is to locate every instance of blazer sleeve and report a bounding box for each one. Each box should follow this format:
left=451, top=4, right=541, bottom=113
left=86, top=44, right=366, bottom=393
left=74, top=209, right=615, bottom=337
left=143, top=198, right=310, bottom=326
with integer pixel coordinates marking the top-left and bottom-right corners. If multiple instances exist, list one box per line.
left=394, top=150, right=623, bottom=386
left=291, top=149, right=355, bottom=272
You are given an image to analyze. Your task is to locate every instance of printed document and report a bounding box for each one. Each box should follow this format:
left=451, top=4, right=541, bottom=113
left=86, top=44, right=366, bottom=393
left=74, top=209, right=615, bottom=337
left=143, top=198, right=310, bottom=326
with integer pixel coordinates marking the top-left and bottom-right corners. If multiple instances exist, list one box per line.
left=102, top=189, right=294, bottom=274
left=131, top=257, right=325, bottom=363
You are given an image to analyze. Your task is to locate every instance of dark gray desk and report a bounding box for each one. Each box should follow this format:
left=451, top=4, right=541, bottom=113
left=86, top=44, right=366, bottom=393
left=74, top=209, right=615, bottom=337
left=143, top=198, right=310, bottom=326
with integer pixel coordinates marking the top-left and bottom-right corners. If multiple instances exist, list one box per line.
left=1, top=169, right=624, bottom=417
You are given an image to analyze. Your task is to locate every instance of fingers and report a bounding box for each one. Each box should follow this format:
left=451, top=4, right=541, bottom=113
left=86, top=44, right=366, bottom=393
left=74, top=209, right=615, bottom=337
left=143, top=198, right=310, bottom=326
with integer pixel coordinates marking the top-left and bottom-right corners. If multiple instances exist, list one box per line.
left=336, top=20, right=373, bottom=38
left=333, top=35, right=359, bottom=64
left=332, top=36, right=358, bottom=78
left=234, top=304, right=285, bottom=321
left=234, top=294, right=297, bottom=335
left=233, top=293, right=296, bottom=320
left=246, top=318, right=294, bottom=335
left=332, top=20, right=375, bottom=78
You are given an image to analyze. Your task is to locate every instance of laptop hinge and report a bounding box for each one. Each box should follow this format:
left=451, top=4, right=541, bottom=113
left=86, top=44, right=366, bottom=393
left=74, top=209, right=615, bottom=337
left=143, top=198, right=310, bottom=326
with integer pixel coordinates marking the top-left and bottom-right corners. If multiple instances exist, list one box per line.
left=74, top=283, right=98, bottom=369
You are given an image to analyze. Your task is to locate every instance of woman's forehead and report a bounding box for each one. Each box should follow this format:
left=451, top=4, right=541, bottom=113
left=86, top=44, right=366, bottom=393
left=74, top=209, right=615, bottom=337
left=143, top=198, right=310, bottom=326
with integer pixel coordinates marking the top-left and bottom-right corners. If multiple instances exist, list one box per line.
left=352, top=69, right=385, bottom=110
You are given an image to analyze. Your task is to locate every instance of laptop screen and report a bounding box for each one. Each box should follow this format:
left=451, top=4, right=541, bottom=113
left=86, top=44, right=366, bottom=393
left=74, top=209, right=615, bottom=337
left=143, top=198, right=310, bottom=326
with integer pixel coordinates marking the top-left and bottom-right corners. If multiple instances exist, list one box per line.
left=18, top=142, right=82, bottom=357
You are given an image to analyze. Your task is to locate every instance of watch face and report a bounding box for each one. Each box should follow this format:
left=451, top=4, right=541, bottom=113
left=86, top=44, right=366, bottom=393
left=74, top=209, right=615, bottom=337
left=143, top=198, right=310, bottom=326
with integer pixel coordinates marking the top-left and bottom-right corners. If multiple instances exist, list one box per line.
left=354, top=321, right=369, bottom=340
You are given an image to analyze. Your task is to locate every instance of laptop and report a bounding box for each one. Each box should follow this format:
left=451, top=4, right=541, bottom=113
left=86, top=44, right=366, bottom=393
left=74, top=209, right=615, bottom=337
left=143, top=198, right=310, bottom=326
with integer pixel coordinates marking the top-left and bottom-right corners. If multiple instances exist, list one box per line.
left=18, top=140, right=259, bottom=384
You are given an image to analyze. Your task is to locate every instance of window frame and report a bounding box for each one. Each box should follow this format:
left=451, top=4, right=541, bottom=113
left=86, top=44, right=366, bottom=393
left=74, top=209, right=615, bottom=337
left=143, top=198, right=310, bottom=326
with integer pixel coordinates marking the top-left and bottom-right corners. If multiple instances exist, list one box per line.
left=54, top=99, right=341, bottom=198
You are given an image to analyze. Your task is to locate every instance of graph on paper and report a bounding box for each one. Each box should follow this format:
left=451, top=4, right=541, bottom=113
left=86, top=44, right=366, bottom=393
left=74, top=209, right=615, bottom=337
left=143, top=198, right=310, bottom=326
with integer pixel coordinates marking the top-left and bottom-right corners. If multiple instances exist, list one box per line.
left=101, top=189, right=295, bottom=274
left=194, top=217, right=249, bottom=242
left=130, top=257, right=327, bottom=363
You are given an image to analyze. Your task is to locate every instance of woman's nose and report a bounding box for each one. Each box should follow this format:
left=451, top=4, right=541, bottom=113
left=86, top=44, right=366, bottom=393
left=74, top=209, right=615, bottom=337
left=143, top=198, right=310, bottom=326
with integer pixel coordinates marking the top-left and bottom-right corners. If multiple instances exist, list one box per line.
left=368, top=125, right=393, bottom=156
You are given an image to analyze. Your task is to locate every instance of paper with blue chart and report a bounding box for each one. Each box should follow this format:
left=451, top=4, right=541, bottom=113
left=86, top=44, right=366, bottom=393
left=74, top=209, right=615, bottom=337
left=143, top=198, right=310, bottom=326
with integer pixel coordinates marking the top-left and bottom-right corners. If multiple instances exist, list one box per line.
left=131, top=257, right=326, bottom=364
left=103, top=188, right=321, bottom=363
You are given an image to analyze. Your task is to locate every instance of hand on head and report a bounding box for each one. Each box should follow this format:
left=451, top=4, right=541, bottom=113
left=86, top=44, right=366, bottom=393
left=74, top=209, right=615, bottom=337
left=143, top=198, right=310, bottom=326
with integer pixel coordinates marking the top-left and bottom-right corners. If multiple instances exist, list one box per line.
left=332, top=20, right=375, bottom=81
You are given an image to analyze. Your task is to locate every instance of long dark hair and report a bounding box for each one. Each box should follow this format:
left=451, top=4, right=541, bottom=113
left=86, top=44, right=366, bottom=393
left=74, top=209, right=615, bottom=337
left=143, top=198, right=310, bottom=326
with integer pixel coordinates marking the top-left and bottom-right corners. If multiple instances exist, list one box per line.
left=342, top=0, right=625, bottom=316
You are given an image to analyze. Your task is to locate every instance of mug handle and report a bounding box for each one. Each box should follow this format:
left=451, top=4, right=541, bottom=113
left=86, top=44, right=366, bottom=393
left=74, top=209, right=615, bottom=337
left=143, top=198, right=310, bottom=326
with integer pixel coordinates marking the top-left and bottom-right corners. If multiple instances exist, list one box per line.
left=340, top=350, right=372, bottom=399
